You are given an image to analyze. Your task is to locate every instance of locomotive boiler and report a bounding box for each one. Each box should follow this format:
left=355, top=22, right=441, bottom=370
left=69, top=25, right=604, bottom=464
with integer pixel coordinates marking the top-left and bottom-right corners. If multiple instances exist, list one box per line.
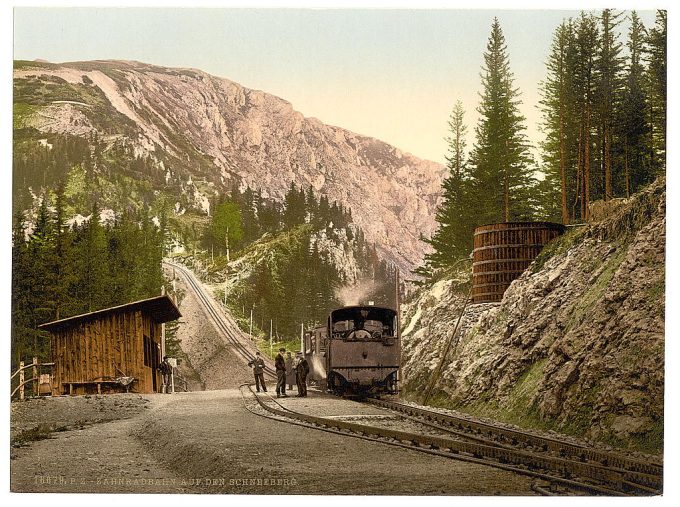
left=304, top=305, right=400, bottom=396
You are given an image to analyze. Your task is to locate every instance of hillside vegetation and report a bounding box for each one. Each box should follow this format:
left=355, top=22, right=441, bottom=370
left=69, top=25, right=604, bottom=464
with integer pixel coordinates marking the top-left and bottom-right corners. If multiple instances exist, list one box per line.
left=173, top=213, right=398, bottom=350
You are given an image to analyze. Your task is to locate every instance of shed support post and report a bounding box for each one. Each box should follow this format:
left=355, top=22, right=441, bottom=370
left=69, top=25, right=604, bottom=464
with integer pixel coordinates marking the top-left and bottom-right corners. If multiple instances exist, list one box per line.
left=19, top=361, right=25, bottom=401
left=32, top=357, right=38, bottom=397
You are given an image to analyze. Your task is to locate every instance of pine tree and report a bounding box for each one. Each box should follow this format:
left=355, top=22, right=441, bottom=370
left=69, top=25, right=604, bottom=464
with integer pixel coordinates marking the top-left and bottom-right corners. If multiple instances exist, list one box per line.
left=646, top=10, right=667, bottom=173
left=257, top=190, right=282, bottom=233
left=423, top=100, right=473, bottom=269
left=14, top=197, right=59, bottom=363
left=29, top=197, right=58, bottom=326
left=11, top=209, right=34, bottom=366
left=305, top=186, right=318, bottom=223
left=539, top=19, right=578, bottom=224
left=595, top=9, right=624, bottom=201
left=572, top=13, right=599, bottom=221
left=53, top=182, right=77, bottom=319
left=318, top=195, right=331, bottom=225
left=240, top=186, right=260, bottom=243
left=138, top=211, right=164, bottom=298
left=107, top=210, right=136, bottom=303
left=73, top=203, right=111, bottom=313
left=620, top=11, right=650, bottom=196
left=282, top=182, right=306, bottom=228
left=467, top=18, right=535, bottom=225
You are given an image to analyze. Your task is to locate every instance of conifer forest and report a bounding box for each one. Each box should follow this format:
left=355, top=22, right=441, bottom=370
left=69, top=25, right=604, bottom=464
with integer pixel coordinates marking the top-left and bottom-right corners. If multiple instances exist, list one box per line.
left=420, top=10, right=666, bottom=276
left=12, top=9, right=667, bottom=373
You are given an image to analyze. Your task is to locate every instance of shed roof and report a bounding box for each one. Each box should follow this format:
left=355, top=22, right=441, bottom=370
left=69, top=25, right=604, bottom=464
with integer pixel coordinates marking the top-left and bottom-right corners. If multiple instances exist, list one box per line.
left=38, top=295, right=182, bottom=332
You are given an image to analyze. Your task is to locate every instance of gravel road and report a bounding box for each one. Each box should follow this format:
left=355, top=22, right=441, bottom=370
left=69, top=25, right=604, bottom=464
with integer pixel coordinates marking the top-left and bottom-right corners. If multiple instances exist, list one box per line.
left=11, top=389, right=536, bottom=495
left=10, top=394, right=187, bottom=493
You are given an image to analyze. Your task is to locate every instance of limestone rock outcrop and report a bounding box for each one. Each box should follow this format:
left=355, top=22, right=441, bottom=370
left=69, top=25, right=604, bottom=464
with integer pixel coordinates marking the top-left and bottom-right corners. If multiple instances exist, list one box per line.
left=402, top=179, right=665, bottom=451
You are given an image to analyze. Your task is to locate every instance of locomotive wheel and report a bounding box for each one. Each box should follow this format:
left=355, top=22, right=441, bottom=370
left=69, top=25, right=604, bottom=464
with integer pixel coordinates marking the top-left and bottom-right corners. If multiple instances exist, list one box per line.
left=328, top=372, right=345, bottom=396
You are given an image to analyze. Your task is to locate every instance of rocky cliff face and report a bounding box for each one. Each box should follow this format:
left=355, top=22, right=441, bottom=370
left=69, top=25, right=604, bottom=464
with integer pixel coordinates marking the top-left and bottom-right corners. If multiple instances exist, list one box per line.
left=14, top=60, right=445, bottom=272
left=401, top=179, right=665, bottom=452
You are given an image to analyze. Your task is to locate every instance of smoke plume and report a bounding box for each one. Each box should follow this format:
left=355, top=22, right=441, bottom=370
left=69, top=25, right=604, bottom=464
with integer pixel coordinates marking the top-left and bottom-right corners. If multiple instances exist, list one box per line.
left=334, top=278, right=384, bottom=307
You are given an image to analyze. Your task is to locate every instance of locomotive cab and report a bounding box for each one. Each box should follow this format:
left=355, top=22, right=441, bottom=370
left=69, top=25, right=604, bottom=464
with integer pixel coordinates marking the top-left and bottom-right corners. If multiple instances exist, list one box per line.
left=325, top=306, right=399, bottom=396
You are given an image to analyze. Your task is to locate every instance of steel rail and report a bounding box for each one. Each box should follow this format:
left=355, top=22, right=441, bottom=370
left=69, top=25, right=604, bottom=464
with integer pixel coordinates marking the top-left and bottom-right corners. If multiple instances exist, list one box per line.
left=366, top=398, right=662, bottom=490
left=165, top=261, right=276, bottom=379
left=389, top=407, right=661, bottom=494
left=240, top=385, right=647, bottom=496
left=169, top=261, right=275, bottom=376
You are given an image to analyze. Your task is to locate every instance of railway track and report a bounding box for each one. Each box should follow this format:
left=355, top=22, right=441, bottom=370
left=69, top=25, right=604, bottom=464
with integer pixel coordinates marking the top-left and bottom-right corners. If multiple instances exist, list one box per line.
left=368, top=398, right=662, bottom=472
left=240, top=385, right=657, bottom=496
left=164, top=261, right=276, bottom=379
left=167, top=261, right=662, bottom=496
left=366, top=398, right=662, bottom=495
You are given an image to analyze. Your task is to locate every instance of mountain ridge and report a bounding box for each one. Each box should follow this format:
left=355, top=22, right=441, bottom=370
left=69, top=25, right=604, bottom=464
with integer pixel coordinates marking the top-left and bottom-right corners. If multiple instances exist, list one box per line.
left=14, top=59, right=446, bottom=272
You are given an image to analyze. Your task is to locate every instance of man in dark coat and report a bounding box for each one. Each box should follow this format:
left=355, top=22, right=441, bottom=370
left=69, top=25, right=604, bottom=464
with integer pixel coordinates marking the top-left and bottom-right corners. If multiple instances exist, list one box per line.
left=247, top=351, right=267, bottom=392
left=295, top=352, right=310, bottom=397
left=158, top=356, right=173, bottom=394
left=275, top=348, right=288, bottom=398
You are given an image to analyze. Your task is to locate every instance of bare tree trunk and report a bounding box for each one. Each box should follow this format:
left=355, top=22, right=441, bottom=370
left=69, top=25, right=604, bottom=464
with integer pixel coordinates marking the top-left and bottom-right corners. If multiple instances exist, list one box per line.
left=584, top=105, right=591, bottom=221
left=559, top=109, right=569, bottom=225
left=573, top=125, right=583, bottom=221
left=604, top=123, right=612, bottom=200
left=649, top=103, right=656, bottom=172
left=625, top=145, right=631, bottom=198
left=504, top=169, right=510, bottom=222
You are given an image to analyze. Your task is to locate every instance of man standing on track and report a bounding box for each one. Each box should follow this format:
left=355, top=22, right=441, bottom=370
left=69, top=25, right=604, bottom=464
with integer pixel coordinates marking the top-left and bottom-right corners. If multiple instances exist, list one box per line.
left=275, top=347, right=288, bottom=398
left=247, top=351, right=267, bottom=392
left=295, top=351, right=309, bottom=397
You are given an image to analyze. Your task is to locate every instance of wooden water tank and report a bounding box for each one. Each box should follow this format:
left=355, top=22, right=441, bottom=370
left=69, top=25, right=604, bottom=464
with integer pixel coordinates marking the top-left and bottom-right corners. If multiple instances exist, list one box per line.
left=472, top=222, right=565, bottom=303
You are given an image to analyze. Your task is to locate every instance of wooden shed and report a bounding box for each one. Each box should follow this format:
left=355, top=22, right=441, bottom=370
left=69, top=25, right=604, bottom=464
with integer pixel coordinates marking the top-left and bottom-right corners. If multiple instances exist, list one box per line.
left=38, top=295, right=181, bottom=395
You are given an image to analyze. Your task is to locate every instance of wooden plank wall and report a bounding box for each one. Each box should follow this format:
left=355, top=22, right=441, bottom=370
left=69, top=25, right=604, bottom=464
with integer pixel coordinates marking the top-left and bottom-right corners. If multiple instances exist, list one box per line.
left=141, top=312, right=162, bottom=393
left=51, top=309, right=163, bottom=395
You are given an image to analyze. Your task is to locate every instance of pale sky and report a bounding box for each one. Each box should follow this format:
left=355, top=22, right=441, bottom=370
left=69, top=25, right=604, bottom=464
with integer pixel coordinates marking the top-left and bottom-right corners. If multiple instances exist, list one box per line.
left=12, top=7, right=658, bottom=164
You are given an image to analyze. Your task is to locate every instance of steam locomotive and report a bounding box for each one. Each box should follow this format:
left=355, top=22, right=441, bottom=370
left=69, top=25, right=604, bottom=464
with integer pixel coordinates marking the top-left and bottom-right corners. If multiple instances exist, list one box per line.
left=303, top=305, right=400, bottom=397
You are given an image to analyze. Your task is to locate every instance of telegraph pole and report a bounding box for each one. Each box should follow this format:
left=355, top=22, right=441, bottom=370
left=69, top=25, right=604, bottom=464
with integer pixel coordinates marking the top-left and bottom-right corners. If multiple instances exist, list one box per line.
left=422, top=288, right=472, bottom=405
left=300, top=323, right=304, bottom=356
left=396, top=267, right=401, bottom=393
left=161, top=285, right=166, bottom=358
